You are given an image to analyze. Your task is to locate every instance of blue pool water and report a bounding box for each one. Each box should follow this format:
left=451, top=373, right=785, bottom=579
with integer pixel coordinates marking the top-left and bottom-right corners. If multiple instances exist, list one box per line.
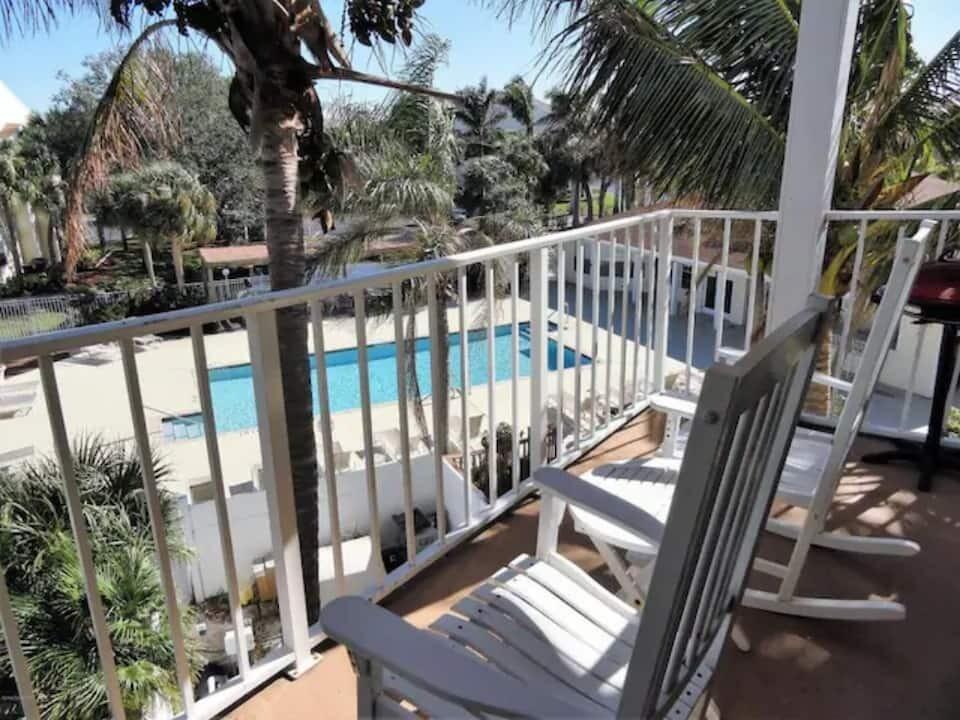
left=165, top=322, right=590, bottom=438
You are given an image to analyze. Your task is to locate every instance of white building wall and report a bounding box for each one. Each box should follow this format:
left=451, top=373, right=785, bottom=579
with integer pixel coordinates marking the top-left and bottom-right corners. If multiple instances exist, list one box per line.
left=878, top=316, right=940, bottom=398
left=176, top=454, right=484, bottom=603
left=563, top=240, right=750, bottom=326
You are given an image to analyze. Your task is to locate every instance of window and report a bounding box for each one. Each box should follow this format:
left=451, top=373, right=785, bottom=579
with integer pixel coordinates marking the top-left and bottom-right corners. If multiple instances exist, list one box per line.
left=705, top=276, right=733, bottom=314
left=681, top=266, right=691, bottom=290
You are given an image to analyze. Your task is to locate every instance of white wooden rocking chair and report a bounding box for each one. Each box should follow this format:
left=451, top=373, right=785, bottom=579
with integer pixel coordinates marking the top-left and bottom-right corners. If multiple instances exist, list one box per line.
left=572, top=225, right=929, bottom=625
left=321, top=296, right=830, bottom=719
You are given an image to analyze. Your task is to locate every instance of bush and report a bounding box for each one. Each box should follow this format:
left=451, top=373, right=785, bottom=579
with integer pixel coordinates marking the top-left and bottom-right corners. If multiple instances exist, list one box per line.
left=0, top=437, right=200, bottom=719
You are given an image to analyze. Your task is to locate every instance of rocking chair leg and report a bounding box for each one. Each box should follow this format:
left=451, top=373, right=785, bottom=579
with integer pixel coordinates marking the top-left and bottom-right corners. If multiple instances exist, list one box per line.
left=730, top=623, right=751, bottom=653
left=590, top=537, right=646, bottom=607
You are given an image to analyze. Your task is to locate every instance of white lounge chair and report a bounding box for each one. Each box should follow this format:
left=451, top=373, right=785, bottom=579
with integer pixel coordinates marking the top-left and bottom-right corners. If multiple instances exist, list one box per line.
left=67, top=343, right=121, bottom=366
left=321, top=297, right=828, bottom=719
left=573, top=227, right=927, bottom=623
left=0, top=381, right=38, bottom=419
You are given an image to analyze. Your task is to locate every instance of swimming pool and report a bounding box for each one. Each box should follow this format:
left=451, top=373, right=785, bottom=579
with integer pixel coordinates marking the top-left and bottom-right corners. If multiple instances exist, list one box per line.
left=165, top=322, right=590, bottom=438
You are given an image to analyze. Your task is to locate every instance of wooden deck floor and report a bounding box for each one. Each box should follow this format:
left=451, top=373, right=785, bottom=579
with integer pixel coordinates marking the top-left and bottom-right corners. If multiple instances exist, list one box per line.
left=225, top=411, right=960, bottom=719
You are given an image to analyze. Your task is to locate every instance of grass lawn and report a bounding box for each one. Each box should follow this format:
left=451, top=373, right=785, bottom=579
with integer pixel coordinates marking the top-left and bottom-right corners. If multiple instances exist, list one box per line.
left=0, top=310, right=69, bottom=340
left=551, top=192, right=619, bottom=219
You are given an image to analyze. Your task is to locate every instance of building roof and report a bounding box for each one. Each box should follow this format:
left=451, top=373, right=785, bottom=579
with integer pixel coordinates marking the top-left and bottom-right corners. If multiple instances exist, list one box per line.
left=0, top=80, right=30, bottom=139
left=198, top=244, right=269, bottom=268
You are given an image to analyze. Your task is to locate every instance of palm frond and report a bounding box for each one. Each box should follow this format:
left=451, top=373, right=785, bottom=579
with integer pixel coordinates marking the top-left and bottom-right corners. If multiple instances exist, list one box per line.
left=63, top=19, right=181, bottom=279
left=0, top=0, right=101, bottom=42
left=878, top=30, right=960, bottom=162
left=551, top=0, right=785, bottom=206
left=654, top=0, right=798, bottom=127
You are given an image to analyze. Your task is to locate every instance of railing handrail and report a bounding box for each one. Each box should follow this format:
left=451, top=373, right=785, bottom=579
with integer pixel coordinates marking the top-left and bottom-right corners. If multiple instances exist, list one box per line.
left=0, top=209, right=674, bottom=363
left=826, top=209, right=960, bottom=221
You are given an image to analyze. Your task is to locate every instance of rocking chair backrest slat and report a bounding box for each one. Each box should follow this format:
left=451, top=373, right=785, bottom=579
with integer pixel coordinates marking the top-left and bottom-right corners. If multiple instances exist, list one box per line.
left=618, top=295, right=833, bottom=719
left=808, top=225, right=927, bottom=516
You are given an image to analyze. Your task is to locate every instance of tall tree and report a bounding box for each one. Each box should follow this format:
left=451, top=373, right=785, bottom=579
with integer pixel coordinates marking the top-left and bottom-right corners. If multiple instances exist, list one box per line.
left=1, top=0, right=454, bottom=627
left=500, top=75, right=536, bottom=136
left=456, top=77, right=507, bottom=158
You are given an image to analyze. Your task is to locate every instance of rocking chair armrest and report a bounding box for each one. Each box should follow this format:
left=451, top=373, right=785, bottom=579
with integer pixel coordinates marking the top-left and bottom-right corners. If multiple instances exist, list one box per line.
left=533, top=467, right=665, bottom=545
left=649, top=392, right=697, bottom=419
left=322, top=596, right=585, bottom=719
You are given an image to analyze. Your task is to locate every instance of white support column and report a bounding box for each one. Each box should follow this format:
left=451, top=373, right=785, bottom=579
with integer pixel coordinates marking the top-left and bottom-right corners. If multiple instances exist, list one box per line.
left=653, top=215, right=673, bottom=392
left=245, top=309, right=314, bottom=675
left=529, top=247, right=550, bottom=472
left=769, top=0, right=859, bottom=328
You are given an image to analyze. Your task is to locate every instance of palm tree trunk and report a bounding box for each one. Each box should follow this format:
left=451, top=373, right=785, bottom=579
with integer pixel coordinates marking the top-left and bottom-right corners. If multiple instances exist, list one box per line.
left=583, top=174, right=595, bottom=222
left=48, top=218, right=62, bottom=265
left=571, top=178, right=581, bottom=228
left=260, top=98, right=321, bottom=624
left=96, top=221, right=107, bottom=251
left=171, top=238, right=185, bottom=291
left=142, top=240, right=157, bottom=286
left=405, top=298, right=430, bottom=445
left=598, top=178, right=610, bottom=218
left=1, top=197, right=24, bottom=286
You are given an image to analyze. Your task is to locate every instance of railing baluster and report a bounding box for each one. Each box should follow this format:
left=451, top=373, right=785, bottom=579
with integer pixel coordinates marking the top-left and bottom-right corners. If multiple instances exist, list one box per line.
left=392, top=283, right=417, bottom=564
left=631, top=223, right=643, bottom=402
left=353, top=291, right=386, bottom=576
left=645, top=222, right=656, bottom=395
left=38, top=356, right=127, bottom=720
left=530, top=248, right=550, bottom=471
left=556, top=241, right=566, bottom=458
left=511, top=260, right=521, bottom=491
left=714, top=218, right=731, bottom=359
left=426, top=274, right=447, bottom=540
left=619, top=230, right=632, bottom=410
left=574, top=239, right=585, bottom=449
left=245, top=309, right=313, bottom=672
left=745, top=218, right=763, bottom=351
left=458, top=267, right=472, bottom=524
left=0, top=564, right=40, bottom=720
left=191, top=326, right=250, bottom=678
left=605, top=230, right=618, bottom=426
left=834, top=219, right=866, bottom=378
left=485, top=262, right=498, bottom=504
left=121, top=337, right=195, bottom=714
left=310, top=302, right=346, bottom=594
left=685, top=218, right=701, bottom=394
left=591, top=235, right=601, bottom=438
left=653, top=216, right=673, bottom=392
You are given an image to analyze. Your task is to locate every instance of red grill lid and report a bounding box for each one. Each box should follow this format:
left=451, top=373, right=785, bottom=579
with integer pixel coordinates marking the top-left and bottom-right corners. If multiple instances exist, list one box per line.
left=908, top=260, right=960, bottom=320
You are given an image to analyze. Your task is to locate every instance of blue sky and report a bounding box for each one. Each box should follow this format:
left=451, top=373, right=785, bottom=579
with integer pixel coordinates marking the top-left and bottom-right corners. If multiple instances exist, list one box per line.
left=0, top=1, right=957, bottom=113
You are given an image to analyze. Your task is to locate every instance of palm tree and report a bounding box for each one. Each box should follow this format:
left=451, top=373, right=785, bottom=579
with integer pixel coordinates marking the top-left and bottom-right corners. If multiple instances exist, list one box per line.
left=500, top=75, right=536, bottom=136
left=0, top=437, right=200, bottom=719
left=316, top=41, right=540, bottom=452
left=103, top=162, right=217, bottom=289
left=456, top=78, right=508, bottom=159
left=1, top=0, right=455, bottom=625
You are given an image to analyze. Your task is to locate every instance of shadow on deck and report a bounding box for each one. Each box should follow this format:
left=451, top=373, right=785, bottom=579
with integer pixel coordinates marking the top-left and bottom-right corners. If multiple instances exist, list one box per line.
left=226, top=411, right=960, bottom=720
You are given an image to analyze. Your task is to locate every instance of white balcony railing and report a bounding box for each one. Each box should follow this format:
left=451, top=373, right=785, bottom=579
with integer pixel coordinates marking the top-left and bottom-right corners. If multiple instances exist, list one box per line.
left=0, top=206, right=957, bottom=719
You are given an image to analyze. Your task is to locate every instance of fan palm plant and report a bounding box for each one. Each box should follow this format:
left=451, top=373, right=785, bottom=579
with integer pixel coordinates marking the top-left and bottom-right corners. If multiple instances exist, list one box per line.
left=1, top=0, right=456, bottom=625
left=456, top=78, right=508, bottom=159
left=0, top=436, right=199, bottom=720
